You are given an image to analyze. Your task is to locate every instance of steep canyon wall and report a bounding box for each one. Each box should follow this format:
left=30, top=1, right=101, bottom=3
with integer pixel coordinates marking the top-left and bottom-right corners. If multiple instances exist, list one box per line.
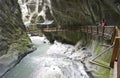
left=0, top=0, right=34, bottom=77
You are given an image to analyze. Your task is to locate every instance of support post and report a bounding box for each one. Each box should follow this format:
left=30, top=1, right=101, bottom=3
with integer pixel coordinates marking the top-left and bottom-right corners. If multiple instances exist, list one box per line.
left=97, top=26, right=99, bottom=35
left=91, top=26, right=92, bottom=34
left=102, top=27, right=105, bottom=38
left=110, top=38, right=120, bottom=68
left=87, top=26, right=88, bottom=33
left=111, top=27, right=116, bottom=44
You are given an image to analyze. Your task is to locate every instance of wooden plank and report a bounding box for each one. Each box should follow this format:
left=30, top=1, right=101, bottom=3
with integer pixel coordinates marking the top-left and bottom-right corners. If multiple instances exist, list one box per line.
left=117, top=49, right=120, bottom=78
left=117, top=26, right=120, bottom=37
left=113, top=61, right=117, bottom=78
left=111, top=28, right=116, bottom=44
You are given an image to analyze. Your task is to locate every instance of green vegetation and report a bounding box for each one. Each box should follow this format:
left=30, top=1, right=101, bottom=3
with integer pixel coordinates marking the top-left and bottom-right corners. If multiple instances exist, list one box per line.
left=8, top=31, right=32, bottom=54
left=91, top=37, right=112, bottom=78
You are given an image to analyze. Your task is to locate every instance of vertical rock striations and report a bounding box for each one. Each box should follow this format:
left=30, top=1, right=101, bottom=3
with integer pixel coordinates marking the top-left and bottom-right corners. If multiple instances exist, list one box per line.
left=51, top=0, right=120, bottom=26
left=0, top=0, right=34, bottom=77
left=19, top=0, right=120, bottom=27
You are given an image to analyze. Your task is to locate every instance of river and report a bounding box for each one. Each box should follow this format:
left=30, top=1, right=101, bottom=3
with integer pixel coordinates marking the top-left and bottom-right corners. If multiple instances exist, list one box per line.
left=2, top=36, right=91, bottom=78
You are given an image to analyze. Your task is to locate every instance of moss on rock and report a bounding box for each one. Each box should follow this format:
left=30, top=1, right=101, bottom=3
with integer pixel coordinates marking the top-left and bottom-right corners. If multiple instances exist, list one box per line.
left=0, top=0, right=34, bottom=77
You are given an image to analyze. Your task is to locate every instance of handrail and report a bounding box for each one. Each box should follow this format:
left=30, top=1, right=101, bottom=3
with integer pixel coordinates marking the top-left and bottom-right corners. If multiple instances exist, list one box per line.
left=27, top=26, right=114, bottom=40
left=42, top=26, right=114, bottom=36
left=91, top=45, right=114, bottom=61
left=109, top=26, right=120, bottom=78
left=89, top=44, right=114, bottom=69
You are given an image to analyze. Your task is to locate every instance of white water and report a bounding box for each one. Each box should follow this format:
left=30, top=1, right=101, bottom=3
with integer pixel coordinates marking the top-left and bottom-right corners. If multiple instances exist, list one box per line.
left=2, top=36, right=92, bottom=78
left=18, top=0, right=54, bottom=26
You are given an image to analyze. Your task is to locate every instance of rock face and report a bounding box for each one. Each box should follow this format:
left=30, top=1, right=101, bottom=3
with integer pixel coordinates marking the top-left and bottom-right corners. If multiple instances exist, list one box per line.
left=51, top=0, right=120, bottom=26
left=18, top=0, right=120, bottom=27
left=0, top=0, right=33, bottom=77
left=18, top=0, right=117, bottom=44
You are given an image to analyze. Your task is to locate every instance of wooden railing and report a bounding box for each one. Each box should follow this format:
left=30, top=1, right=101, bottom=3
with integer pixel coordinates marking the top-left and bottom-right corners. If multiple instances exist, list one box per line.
left=27, top=26, right=120, bottom=77
left=110, top=26, right=120, bottom=78
left=40, top=26, right=115, bottom=37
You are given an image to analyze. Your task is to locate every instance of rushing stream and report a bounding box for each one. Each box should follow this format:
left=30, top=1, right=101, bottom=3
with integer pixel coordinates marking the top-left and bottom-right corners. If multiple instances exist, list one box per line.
left=2, top=36, right=92, bottom=78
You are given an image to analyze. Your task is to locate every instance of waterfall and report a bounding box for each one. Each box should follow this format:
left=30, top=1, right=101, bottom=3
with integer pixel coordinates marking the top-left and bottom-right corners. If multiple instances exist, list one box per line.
left=18, top=0, right=54, bottom=26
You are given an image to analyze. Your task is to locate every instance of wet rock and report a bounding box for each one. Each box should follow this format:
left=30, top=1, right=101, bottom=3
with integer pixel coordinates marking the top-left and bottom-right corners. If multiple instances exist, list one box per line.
left=0, top=0, right=33, bottom=77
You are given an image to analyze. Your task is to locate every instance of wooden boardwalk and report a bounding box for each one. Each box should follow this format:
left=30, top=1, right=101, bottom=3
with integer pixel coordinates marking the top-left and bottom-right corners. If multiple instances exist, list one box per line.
left=27, top=26, right=120, bottom=78
left=110, top=26, right=120, bottom=78
left=28, top=26, right=115, bottom=38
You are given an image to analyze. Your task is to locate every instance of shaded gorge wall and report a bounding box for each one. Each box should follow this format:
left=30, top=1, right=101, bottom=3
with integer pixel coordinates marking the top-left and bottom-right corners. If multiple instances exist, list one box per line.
left=0, top=0, right=34, bottom=77
left=44, top=31, right=91, bottom=45
left=51, top=0, right=120, bottom=26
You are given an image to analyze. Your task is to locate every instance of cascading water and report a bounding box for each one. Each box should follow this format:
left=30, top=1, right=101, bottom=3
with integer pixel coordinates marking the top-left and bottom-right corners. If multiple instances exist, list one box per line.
left=2, top=36, right=92, bottom=78
left=18, top=0, right=54, bottom=26
left=31, top=41, right=91, bottom=78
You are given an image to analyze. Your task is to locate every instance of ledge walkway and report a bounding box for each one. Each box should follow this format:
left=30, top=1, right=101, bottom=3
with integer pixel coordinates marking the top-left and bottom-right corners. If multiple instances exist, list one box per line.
left=28, top=26, right=115, bottom=38
left=27, top=26, right=120, bottom=78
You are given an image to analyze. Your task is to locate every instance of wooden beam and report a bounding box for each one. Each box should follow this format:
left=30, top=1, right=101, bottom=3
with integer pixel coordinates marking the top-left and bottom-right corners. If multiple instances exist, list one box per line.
left=102, top=27, right=105, bottom=38
left=110, top=38, right=120, bottom=68
left=97, top=26, right=99, bottom=35
left=111, top=27, right=116, bottom=44
left=117, top=49, right=120, bottom=78
left=116, top=26, right=120, bottom=37
left=113, top=61, right=117, bottom=78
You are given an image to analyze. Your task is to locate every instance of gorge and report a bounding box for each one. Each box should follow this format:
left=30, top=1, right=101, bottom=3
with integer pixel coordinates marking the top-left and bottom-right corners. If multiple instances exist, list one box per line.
left=0, top=0, right=120, bottom=78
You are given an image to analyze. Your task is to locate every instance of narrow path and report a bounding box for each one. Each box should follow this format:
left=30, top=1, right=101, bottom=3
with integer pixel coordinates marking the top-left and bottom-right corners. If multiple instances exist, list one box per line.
left=2, top=36, right=50, bottom=78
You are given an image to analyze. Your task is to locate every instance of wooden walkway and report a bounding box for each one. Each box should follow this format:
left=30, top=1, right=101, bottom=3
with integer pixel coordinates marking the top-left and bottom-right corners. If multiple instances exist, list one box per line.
left=27, top=26, right=120, bottom=78
left=28, top=26, right=115, bottom=38
left=110, top=26, right=120, bottom=78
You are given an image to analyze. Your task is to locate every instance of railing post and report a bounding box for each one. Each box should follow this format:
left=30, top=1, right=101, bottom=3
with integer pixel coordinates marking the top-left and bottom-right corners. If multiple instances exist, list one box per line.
left=110, top=38, right=120, bottom=68
left=85, top=26, right=86, bottom=32
left=79, top=26, right=81, bottom=32
left=117, top=39, right=120, bottom=61
left=111, top=27, right=116, bottom=44
left=86, top=26, right=89, bottom=41
left=87, top=26, right=88, bottom=33
left=84, top=26, right=85, bottom=32
left=97, top=26, right=99, bottom=35
left=102, top=27, right=105, bottom=38
left=91, top=26, right=92, bottom=34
